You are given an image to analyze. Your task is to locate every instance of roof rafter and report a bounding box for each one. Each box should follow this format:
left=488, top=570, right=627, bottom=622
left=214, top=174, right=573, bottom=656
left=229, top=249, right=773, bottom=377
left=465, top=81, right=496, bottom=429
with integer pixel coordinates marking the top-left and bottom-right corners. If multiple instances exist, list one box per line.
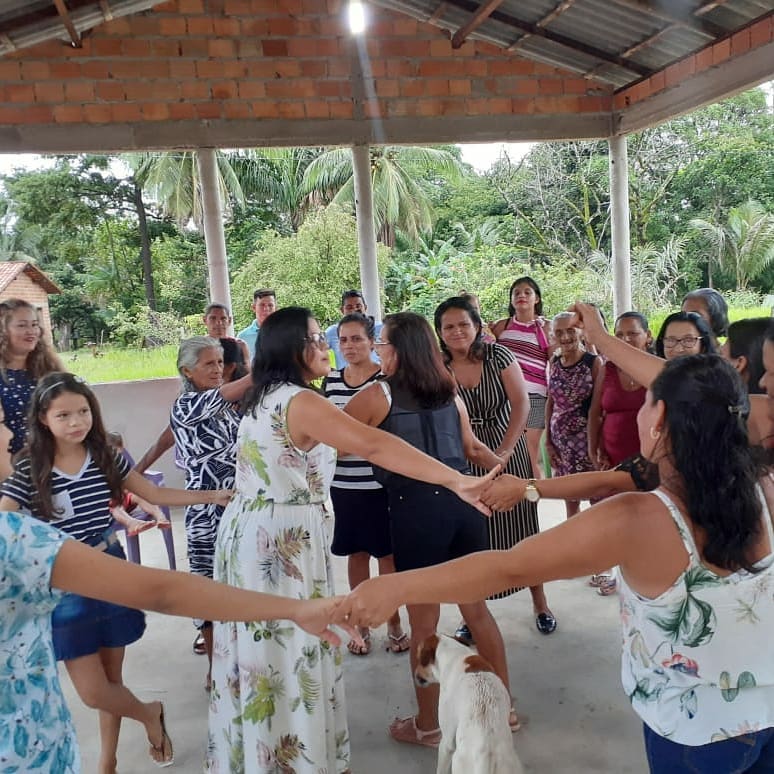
left=609, top=0, right=723, bottom=39
left=52, top=0, right=82, bottom=47
left=506, top=0, right=578, bottom=54
left=451, top=0, right=505, bottom=49
left=443, top=0, right=653, bottom=76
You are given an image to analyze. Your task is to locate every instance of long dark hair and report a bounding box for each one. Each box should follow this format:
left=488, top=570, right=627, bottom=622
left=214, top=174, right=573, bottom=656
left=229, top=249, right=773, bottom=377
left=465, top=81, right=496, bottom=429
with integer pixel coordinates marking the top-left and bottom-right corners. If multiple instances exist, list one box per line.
left=727, top=318, right=769, bottom=395
left=25, top=372, right=123, bottom=521
left=0, top=298, right=63, bottom=379
left=507, top=276, right=543, bottom=317
left=219, top=337, right=248, bottom=381
left=434, top=296, right=485, bottom=363
left=682, top=288, right=729, bottom=339
left=655, top=311, right=716, bottom=358
left=243, top=306, right=314, bottom=415
left=383, top=312, right=456, bottom=409
left=652, top=355, right=761, bottom=572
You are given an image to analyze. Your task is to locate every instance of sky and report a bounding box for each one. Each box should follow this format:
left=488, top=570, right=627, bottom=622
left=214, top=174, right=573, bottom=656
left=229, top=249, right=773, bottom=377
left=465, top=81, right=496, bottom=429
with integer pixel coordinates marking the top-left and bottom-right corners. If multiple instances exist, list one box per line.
left=0, top=142, right=535, bottom=177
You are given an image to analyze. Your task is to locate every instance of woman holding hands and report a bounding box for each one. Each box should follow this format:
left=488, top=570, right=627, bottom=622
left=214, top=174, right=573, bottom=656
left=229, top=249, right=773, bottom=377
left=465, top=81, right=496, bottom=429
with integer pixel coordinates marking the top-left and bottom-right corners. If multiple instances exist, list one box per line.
left=338, top=304, right=774, bottom=773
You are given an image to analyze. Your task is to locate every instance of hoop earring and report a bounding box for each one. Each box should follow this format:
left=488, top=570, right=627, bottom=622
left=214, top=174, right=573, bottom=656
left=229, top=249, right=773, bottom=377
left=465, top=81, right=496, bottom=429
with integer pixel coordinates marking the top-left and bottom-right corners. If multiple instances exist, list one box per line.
left=649, top=427, right=660, bottom=440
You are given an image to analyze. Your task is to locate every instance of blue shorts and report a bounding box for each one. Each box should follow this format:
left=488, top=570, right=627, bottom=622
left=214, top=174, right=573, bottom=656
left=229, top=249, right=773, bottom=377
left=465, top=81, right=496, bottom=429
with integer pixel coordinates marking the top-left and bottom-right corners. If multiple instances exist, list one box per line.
left=52, top=538, right=146, bottom=661
left=643, top=723, right=774, bottom=773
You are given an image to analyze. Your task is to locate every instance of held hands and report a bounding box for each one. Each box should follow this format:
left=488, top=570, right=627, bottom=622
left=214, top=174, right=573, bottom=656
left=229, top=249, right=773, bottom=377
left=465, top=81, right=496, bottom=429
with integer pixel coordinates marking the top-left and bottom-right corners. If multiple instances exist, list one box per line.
left=292, top=597, right=363, bottom=648
left=481, top=474, right=525, bottom=511
left=210, top=489, right=234, bottom=507
left=453, top=465, right=501, bottom=516
left=567, top=302, right=607, bottom=346
left=333, top=576, right=402, bottom=630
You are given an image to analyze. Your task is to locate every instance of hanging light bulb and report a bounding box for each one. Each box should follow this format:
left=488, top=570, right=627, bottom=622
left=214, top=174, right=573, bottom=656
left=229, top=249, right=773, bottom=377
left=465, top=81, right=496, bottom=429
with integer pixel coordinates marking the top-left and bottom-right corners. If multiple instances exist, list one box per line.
left=348, top=1, right=366, bottom=34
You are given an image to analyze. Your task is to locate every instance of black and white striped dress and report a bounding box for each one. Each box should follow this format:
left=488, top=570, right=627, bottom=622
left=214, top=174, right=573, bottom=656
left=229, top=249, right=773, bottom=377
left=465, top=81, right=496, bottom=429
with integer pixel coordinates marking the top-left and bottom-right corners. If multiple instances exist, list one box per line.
left=323, top=369, right=393, bottom=558
left=455, top=343, right=537, bottom=598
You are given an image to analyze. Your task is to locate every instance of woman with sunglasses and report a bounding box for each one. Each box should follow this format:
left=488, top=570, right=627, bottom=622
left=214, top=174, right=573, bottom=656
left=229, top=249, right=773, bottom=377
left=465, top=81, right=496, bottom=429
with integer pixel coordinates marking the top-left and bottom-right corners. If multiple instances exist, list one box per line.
left=207, top=307, right=497, bottom=774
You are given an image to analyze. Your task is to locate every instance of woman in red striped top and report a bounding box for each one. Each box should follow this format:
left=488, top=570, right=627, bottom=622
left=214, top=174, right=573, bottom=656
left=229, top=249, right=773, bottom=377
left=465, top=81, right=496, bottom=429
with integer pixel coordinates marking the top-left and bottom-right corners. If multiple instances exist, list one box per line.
left=492, top=277, right=552, bottom=479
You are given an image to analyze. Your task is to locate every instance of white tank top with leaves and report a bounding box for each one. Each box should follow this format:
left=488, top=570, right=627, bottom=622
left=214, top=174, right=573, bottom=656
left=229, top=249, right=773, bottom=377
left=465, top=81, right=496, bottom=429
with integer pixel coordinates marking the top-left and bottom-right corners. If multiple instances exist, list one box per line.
left=619, top=486, right=774, bottom=746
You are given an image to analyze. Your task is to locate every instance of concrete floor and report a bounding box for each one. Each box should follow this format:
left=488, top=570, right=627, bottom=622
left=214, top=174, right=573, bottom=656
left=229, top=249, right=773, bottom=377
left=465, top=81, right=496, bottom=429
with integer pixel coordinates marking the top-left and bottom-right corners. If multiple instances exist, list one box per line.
left=63, top=501, right=648, bottom=773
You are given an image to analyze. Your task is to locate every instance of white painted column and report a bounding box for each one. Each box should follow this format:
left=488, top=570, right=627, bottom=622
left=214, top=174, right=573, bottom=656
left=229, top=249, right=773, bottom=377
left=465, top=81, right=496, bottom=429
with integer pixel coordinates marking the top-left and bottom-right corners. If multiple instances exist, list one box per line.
left=351, top=143, right=382, bottom=322
left=608, top=134, right=632, bottom=317
left=196, top=148, right=233, bottom=330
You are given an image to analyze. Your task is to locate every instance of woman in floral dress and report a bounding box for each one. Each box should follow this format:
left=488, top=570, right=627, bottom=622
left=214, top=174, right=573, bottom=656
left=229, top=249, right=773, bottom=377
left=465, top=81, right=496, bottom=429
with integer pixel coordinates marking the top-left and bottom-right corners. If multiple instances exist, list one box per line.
left=207, top=307, right=496, bottom=774
left=545, top=312, right=600, bottom=518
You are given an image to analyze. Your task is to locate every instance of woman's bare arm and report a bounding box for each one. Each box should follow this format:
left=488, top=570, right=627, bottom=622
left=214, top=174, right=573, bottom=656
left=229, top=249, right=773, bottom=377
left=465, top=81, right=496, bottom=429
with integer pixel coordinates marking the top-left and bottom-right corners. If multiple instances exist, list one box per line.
left=50, top=539, right=351, bottom=645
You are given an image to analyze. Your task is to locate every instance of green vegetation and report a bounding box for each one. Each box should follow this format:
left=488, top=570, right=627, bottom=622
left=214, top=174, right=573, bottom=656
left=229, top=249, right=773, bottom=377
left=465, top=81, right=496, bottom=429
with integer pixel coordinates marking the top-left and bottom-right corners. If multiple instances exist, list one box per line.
left=1, top=88, right=772, bottom=383
left=61, top=345, right=179, bottom=384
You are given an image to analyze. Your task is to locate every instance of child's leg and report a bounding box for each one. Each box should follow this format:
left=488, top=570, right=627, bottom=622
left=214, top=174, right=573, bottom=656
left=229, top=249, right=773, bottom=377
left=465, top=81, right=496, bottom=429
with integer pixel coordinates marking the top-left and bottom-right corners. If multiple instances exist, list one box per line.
left=110, top=505, right=155, bottom=537
left=64, top=649, right=172, bottom=768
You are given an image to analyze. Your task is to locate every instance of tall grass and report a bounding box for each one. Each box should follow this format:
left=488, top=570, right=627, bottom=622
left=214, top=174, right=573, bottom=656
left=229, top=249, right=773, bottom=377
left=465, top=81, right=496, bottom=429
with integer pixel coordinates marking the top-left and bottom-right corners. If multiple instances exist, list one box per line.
left=60, top=345, right=179, bottom=384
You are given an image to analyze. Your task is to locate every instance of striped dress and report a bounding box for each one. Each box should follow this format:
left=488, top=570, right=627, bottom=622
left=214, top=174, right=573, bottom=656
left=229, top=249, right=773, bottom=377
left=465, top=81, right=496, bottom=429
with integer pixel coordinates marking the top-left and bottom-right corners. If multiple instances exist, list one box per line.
left=455, top=343, right=537, bottom=598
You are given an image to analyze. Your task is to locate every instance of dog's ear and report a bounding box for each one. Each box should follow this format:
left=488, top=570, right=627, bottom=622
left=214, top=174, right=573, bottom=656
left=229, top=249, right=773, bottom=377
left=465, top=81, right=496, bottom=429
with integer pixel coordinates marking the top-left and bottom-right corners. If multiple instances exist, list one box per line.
left=417, top=633, right=440, bottom=666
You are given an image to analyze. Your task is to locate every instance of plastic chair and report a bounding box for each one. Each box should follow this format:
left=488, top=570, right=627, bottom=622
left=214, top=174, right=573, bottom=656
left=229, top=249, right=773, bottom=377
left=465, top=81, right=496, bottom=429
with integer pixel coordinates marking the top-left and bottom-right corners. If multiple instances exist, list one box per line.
left=115, top=449, right=177, bottom=570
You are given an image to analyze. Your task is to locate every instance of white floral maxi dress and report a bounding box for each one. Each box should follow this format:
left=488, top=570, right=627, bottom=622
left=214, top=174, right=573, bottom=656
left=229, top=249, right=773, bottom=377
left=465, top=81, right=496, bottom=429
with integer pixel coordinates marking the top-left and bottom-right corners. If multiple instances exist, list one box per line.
left=206, top=384, right=349, bottom=774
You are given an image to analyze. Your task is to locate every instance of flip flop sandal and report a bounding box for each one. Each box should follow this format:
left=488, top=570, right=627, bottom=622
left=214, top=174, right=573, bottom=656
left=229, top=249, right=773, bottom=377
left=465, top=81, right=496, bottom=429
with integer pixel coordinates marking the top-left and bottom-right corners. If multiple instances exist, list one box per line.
left=386, top=632, right=410, bottom=653
left=597, top=578, right=618, bottom=596
left=347, top=630, right=371, bottom=656
left=193, top=632, right=206, bottom=655
left=388, top=716, right=441, bottom=748
left=509, top=708, right=521, bottom=732
left=148, top=703, right=174, bottom=768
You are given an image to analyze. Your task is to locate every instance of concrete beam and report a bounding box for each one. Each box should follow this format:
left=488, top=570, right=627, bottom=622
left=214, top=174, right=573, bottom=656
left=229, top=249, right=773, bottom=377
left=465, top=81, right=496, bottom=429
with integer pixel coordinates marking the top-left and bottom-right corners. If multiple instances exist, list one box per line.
left=0, top=113, right=615, bottom=154
left=615, top=38, right=774, bottom=134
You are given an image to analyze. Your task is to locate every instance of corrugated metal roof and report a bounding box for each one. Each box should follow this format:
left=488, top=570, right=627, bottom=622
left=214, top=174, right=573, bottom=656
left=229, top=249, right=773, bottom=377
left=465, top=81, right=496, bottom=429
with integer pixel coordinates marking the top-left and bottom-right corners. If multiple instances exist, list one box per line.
left=0, top=0, right=771, bottom=92
left=370, top=0, right=774, bottom=89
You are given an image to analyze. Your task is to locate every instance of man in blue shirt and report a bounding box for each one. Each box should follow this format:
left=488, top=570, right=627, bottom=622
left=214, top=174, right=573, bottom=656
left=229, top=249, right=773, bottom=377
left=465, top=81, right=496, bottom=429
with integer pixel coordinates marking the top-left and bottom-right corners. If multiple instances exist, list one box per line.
left=325, top=290, right=382, bottom=369
left=237, top=289, right=276, bottom=360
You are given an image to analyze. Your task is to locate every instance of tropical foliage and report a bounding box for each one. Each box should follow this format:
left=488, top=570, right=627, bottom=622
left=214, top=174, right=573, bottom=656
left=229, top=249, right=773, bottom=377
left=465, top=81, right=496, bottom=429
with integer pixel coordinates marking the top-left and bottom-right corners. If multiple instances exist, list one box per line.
left=0, top=87, right=771, bottom=363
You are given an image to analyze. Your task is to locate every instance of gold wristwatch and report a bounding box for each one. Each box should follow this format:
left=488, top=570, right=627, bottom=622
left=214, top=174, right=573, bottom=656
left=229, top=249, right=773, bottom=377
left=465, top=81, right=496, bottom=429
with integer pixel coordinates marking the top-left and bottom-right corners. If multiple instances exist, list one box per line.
left=525, top=478, right=541, bottom=503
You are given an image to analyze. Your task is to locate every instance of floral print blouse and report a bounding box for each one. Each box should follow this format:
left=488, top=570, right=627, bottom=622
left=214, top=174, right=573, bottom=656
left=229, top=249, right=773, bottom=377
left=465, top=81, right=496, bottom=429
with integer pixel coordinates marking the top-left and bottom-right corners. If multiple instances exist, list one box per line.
left=620, top=487, right=774, bottom=746
left=0, top=511, right=79, bottom=772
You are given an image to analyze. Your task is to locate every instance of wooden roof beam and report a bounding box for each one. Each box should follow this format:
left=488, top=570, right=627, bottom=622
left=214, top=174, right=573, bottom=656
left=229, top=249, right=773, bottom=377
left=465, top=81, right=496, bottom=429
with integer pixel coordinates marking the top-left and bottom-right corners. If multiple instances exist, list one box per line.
left=52, top=0, right=81, bottom=47
left=445, top=0, right=652, bottom=76
left=610, top=0, right=723, bottom=39
left=452, top=0, right=505, bottom=49
left=507, top=0, right=577, bottom=52
left=99, top=0, right=114, bottom=21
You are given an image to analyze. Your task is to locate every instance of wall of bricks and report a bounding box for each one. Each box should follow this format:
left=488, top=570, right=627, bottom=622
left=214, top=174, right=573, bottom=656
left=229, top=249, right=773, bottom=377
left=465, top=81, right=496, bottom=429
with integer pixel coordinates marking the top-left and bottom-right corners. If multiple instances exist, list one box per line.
left=614, top=14, right=774, bottom=111
left=0, top=0, right=613, bottom=132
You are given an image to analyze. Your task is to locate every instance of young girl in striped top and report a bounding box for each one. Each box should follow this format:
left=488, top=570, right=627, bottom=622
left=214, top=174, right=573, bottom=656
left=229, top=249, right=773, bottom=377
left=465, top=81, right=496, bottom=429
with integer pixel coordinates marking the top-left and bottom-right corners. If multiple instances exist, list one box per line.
left=492, top=276, right=552, bottom=478
left=0, top=372, right=232, bottom=771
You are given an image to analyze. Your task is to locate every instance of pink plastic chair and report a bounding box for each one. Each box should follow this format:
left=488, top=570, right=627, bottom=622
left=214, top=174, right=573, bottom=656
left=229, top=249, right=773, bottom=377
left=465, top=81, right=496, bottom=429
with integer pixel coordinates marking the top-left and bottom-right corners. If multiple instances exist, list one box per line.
left=115, top=449, right=176, bottom=570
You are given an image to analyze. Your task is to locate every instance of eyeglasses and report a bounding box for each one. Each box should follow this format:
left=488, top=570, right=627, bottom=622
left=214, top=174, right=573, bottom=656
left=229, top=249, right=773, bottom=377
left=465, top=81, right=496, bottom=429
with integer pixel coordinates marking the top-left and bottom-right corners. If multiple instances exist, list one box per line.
left=304, top=333, right=329, bottom=350
left=663, top=335, right=700, bottom=349
left=373, top=339, right=392, bottom=347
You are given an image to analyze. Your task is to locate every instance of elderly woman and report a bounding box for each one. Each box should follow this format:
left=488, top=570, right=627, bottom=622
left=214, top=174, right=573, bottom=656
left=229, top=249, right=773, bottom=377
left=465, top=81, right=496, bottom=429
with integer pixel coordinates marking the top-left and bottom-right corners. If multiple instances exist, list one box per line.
left=0, top=298, right=62, bottom=471
left=170, top=336, right=252, bottom=688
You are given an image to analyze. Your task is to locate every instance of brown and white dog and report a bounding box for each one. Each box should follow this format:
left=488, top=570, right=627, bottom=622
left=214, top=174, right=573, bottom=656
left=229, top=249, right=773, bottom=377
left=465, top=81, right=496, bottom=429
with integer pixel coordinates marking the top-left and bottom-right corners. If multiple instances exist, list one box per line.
left=415, top=634, right=524, bottom=774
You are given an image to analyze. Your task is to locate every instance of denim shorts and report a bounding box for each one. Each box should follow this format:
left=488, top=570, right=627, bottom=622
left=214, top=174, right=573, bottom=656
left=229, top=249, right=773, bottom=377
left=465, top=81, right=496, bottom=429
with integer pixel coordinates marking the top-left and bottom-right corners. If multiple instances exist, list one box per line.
left=52, top=536, right=146, bottom=661
left=643, top=723, right=774, bottom=773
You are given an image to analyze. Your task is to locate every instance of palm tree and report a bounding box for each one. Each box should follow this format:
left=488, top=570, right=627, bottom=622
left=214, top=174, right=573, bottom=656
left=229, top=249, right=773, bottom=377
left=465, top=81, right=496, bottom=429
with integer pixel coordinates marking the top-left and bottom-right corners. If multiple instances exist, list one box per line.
left=302, top=146, right=464, bottom=246
left=126, top=151, right=247, bottom=229
left=230, top=147, right=322, bottom=232
left=690, top=200, right=774, bottom=290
